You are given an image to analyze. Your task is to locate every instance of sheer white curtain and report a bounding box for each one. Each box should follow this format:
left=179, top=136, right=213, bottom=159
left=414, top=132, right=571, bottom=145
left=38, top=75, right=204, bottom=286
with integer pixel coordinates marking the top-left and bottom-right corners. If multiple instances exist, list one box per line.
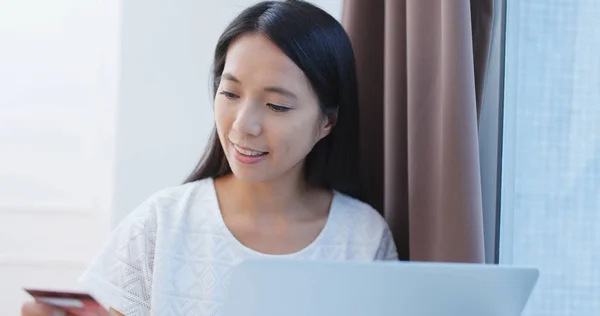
left=500, top=0, right=600, bottom=315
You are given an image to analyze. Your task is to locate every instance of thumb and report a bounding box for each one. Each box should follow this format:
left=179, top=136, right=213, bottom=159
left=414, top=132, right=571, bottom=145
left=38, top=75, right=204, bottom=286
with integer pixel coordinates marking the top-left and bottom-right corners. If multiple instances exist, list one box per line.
left=50, top=309, right=66, bottom=316
left=21, top=301, right=66, bottom=316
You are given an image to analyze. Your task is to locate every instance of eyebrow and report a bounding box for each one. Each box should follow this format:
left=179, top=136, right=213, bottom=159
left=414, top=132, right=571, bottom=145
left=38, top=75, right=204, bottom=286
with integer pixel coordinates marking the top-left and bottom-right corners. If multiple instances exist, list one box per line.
left=222, top=72, right=241, bottom=83
left=264, top=86, right=297, bottom=99
left=221, top=72, right=297, bottom=99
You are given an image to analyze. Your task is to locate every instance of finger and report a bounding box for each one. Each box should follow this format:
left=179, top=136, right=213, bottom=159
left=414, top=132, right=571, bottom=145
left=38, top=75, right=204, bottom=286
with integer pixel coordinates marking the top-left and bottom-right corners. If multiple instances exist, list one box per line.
left=21, top=302, right=66, bottom=316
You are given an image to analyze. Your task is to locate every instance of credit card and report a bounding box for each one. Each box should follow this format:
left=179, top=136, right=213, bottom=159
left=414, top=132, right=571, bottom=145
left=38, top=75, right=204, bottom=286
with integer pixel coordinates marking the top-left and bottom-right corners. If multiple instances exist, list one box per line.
left=24, top=288, right=111, bottom=316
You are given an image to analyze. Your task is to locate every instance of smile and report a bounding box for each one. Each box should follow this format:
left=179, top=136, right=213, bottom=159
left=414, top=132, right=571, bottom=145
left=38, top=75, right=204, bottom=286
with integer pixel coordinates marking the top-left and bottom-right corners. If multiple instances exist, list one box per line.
left=233, top=144, right=268, bottom=157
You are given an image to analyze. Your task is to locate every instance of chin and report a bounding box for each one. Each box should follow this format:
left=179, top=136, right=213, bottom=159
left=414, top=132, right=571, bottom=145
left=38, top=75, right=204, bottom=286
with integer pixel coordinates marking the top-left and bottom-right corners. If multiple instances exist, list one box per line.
left=229, top=168, right=271, bottom=183
left=226, top=159, right=270, bottom=183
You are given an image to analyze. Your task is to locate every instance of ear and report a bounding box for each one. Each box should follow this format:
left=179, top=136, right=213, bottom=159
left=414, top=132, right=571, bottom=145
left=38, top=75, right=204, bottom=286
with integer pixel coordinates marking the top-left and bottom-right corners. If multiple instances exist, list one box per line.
left=318, top=113, right=337, bottom=140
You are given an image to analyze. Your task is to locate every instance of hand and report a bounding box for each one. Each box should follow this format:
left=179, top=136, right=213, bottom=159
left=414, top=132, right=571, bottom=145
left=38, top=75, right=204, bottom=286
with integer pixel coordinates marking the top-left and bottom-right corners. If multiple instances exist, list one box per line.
left=21, top=301, right=65, bottom=316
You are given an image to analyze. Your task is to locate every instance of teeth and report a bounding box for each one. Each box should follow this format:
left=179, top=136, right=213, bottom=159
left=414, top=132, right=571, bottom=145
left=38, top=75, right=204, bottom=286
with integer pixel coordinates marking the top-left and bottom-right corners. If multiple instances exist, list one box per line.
left=234, top=144, right=265, bottom=156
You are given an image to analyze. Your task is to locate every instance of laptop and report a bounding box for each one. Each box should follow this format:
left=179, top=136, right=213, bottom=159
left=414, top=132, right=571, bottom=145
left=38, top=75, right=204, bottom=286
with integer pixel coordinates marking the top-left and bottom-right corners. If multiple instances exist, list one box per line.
left=221, top=259, right=539, bottom=316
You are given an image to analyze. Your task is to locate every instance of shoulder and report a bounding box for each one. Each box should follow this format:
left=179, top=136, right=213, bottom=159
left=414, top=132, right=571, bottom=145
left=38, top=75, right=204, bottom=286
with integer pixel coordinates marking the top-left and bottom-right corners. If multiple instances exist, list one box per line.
left=333, top=192, right=389, bottom=232
left=145, top=178, right=213, bottom=211
left=117, top=178, right=215, bottom=233
left=130, top=178, right=213, bottom=216
left=330, top=192, right=398, bottom=260
left=78, top=178, right=217, bottom=311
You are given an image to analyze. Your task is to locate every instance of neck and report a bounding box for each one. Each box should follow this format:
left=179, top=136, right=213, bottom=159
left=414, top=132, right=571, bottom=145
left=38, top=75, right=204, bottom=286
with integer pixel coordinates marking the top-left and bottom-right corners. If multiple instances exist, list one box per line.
left=219, top=170, right=310, bottom=218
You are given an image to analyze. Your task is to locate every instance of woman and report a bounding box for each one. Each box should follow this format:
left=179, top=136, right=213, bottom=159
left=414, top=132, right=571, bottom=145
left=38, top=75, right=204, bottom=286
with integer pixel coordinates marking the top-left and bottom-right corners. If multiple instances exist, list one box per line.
left=22, top=0, right=397, bottom=315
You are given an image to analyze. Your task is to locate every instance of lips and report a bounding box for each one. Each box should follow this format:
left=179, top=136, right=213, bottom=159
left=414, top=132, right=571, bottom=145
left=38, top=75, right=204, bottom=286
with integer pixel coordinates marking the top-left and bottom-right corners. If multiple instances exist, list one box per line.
left=232, top=143, right=268, bottom=157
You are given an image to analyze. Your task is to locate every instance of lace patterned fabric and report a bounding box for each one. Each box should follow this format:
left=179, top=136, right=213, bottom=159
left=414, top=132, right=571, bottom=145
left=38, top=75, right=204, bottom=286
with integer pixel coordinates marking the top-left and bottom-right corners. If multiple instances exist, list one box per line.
left=78, top=178, right=398, bottom=316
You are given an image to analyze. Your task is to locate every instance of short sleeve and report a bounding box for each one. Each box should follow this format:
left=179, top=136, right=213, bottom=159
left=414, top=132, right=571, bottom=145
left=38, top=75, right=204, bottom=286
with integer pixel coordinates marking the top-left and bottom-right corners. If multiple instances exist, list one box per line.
left=78, top=197, right=158, bottom=315
left=374, top=224, right=399, bottom=261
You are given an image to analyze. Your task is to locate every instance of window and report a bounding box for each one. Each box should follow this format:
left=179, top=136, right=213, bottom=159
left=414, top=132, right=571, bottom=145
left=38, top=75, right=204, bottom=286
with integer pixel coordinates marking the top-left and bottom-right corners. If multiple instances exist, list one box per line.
left=499, top=0, right=600, bottom=315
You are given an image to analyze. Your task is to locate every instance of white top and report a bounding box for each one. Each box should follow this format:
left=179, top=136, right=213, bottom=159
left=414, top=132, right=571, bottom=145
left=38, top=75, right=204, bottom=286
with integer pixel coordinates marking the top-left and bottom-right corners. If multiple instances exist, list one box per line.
left=78, top=178, right=398, bottom=316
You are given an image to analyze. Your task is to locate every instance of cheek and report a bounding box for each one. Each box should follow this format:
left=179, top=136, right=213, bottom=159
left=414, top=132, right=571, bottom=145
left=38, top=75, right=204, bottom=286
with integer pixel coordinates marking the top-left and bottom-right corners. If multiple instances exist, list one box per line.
left=214, top=100, right=230, bottom=135
left=271, top=111, right=322, bottom=160
left=213, top=100, right=235, bottom=155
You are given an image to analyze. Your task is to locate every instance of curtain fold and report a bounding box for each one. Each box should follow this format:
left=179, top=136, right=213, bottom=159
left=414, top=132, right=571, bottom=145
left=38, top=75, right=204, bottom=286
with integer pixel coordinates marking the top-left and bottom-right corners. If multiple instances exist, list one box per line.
left=342, top=0, right=494, bottom=263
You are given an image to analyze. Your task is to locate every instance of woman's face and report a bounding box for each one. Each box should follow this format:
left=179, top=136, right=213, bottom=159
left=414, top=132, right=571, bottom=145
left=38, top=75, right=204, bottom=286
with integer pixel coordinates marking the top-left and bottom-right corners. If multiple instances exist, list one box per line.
left=214, top=33, right=331, bottom=183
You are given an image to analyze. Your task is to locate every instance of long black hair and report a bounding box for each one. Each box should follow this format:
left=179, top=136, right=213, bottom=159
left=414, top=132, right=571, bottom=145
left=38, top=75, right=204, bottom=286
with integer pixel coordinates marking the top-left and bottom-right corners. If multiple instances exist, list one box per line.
left=184, top=0, right=362, bottom=201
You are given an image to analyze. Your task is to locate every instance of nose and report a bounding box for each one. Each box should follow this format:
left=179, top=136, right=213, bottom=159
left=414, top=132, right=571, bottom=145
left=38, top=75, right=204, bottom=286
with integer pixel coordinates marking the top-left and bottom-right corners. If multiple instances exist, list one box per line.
left=232, top=101, right=262, bottom=137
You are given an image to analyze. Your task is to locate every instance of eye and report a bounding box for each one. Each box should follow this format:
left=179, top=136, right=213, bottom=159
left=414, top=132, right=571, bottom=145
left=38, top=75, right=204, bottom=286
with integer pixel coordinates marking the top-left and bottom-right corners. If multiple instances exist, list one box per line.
left=219, top=90, right=239, bottom=99
left=267, top=103, right=291, bottom=112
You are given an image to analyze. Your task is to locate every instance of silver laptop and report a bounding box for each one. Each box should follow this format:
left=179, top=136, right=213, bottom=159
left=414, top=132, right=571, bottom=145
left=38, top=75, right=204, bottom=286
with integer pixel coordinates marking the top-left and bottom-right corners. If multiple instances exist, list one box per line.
left=221, top=259, right=539, bottom=316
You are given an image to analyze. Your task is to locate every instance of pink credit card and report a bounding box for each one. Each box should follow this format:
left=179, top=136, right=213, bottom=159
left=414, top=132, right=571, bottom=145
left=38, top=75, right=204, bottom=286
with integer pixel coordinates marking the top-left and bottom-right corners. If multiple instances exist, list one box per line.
left=24, top=288, right=111, bottom=316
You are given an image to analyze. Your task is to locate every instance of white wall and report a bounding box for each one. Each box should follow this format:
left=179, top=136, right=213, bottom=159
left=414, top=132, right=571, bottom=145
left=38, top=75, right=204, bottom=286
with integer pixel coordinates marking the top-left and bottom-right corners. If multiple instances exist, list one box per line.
left=112, top=0, right=342, bottom=224
left=0, top=0, right=121, bottom=314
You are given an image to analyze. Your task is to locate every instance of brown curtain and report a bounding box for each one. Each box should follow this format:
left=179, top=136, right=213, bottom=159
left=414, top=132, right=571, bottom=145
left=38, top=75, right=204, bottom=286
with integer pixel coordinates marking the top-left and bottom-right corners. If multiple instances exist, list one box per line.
left=342, top=0, right=494, bottom=263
